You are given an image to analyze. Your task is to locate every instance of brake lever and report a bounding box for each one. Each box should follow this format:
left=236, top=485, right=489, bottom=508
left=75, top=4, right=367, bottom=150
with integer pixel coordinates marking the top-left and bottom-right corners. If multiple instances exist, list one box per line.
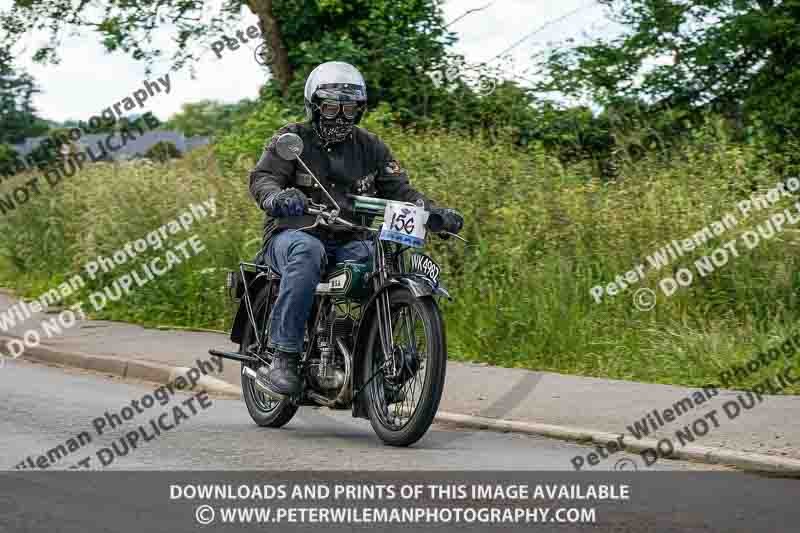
left=292, top=206, right=324, bottom=234
left=292, top=220, right=321, bottom=233
left=440, top=231, right=468, bottom=243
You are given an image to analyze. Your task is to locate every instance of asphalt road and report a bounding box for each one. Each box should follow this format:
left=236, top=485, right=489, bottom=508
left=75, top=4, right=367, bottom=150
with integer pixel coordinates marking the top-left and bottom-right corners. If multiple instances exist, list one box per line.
left=5, top=360, right=800, bottom=533
left=1, top=359, right=719, bottom=471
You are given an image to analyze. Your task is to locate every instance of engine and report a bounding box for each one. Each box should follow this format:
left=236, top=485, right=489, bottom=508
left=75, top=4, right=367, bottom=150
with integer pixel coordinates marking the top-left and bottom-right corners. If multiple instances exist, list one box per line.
left=306, top=306, right=355, bottom=396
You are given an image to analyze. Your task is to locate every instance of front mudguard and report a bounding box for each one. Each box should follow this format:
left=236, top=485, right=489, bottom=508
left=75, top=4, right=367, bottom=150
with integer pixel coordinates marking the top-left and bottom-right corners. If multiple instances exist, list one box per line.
left=394, top=274, right=451, bottom=300
left=350, top=274, right=449, bottom=419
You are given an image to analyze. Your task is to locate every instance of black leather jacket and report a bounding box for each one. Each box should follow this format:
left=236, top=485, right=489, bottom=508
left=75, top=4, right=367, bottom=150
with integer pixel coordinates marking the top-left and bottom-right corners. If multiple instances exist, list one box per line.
left=249, top=121, right=431, bottom=244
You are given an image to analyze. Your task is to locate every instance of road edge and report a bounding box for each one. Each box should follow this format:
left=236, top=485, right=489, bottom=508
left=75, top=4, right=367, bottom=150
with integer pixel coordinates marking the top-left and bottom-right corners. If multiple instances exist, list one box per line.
left=2, top=337, right=241, bottom=398
left=434, top=412, right=800, bottom=475
left=5, top=339, right=800, bottom=475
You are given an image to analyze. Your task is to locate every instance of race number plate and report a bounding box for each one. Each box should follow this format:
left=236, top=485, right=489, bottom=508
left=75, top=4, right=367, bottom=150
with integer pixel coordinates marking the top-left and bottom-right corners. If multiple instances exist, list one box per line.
left=409, top=253, right=441, bottom=286
left=380, top=201, right=428, bottom=248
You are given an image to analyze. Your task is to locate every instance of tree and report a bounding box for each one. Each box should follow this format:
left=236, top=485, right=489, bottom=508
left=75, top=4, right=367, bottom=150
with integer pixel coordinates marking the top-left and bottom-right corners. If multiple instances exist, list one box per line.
left=0, top=142, right=21, bottom=176
left=539, top=0, right=800, bottom=142
left=1, top=0, right=455, bottom=114
left=272, top=0, right=456, bottom=120
left=165, top=99, right=259, bottom=137
left=144, top=141, right=182, bottom=162
left=0, top=47, right=48, bottom=144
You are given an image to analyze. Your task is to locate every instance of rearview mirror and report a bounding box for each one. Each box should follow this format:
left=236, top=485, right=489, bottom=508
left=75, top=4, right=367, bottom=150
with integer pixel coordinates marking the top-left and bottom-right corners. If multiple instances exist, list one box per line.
left=272, top=132, right=341, bottom=214
left=275, top=133, right=304, bottom=161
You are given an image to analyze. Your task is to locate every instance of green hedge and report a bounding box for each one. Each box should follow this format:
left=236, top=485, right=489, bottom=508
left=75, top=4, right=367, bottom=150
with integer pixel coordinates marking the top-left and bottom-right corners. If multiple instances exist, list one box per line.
left=1, top=103, right=798, bottom=393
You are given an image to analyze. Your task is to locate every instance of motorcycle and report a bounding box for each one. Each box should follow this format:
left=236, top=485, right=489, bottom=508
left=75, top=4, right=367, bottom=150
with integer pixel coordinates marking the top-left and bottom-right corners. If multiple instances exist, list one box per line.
left=210, top=132, right=465, bottom=446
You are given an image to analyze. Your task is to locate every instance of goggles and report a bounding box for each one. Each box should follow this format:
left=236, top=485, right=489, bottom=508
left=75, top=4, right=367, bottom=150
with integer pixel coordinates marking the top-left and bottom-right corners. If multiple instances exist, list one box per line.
left=316, top=100, right=363, bottom=120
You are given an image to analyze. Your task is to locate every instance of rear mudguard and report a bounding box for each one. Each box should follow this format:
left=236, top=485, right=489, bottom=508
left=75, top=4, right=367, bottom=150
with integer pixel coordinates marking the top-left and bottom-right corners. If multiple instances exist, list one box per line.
left=229, top=272, right=271, bottom=345
left=351, top=274, right=449, bottom=419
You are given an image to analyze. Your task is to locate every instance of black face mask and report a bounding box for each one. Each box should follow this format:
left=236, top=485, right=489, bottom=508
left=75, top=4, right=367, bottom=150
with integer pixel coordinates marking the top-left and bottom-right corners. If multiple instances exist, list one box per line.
left=315, top=114, right=354, bottom=145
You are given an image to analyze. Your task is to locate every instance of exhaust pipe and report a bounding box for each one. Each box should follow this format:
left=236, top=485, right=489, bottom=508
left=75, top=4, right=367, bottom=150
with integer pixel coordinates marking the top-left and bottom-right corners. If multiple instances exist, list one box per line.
left=334, top=339, right=353, bottom=405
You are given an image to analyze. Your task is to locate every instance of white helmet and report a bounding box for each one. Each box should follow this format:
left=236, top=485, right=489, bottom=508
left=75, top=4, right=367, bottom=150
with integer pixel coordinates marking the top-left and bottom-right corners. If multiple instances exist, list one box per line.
left=304, top=62, right=367, bottom=144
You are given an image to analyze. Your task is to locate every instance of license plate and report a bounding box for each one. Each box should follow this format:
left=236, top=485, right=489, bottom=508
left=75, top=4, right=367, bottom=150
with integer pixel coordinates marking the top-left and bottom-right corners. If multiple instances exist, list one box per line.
left=409, top=253, right=441, bottom=286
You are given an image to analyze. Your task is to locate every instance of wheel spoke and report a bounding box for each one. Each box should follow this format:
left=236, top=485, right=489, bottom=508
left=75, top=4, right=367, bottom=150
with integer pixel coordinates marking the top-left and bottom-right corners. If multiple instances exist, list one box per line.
left=403, top=307, right=417, bottom=356
left=370, top=301, right=431, bottom=431
left=246, top=361, right=279, bottom=412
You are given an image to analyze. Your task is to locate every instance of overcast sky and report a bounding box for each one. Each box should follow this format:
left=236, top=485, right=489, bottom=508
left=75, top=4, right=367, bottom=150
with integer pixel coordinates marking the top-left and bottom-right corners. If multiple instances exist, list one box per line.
left=4, top=0, right=616, bottom=123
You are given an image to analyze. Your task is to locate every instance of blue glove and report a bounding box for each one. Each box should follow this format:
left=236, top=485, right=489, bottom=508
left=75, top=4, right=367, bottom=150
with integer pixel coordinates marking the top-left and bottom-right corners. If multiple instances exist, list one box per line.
left=264, top=188, right=308, bottom=217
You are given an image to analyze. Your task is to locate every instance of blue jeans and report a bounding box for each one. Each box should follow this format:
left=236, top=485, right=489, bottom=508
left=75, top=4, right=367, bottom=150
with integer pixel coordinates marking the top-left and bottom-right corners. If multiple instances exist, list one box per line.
left=258, top=230, right=373, bottom=353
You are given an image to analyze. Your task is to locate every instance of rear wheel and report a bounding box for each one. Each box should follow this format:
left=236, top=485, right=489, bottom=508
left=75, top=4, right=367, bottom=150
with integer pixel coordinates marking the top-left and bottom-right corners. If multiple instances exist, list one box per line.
left=240, top=285, right=298, bottom=428
left=363, top=288, right=446, bottom=447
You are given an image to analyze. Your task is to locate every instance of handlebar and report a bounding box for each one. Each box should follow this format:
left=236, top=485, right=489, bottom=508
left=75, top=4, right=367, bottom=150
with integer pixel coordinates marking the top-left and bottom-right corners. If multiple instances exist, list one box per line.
left=306, top=206, right=361, bottom=230
left=305, top=202, right=468, bottom=243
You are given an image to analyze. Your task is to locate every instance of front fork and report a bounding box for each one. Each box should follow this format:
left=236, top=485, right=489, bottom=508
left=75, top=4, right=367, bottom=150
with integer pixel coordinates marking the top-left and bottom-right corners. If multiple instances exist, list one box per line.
left=374, top=239, right=397, bottom=378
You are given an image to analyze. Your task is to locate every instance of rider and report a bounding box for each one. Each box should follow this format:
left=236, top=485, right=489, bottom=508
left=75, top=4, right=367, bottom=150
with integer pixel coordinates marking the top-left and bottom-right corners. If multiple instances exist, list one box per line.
left=249, top=61, right=464, bottom=399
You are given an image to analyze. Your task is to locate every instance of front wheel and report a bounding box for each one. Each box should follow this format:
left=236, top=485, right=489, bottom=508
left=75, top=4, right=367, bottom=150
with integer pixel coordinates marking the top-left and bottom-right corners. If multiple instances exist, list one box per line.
left=363, top=288, right=447, bottom=447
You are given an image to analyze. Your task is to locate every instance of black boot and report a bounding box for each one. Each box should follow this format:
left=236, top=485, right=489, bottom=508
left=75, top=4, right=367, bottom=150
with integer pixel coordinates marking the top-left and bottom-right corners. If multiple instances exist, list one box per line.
left=256, top=350, right=301, bottom=399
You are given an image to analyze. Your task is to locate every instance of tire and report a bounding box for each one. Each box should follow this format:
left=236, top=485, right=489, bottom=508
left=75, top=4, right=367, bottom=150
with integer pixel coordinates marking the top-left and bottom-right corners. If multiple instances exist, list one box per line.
left=363, top=288, right=446, bottom=446
left=240, top=285, right=298, bottom=428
